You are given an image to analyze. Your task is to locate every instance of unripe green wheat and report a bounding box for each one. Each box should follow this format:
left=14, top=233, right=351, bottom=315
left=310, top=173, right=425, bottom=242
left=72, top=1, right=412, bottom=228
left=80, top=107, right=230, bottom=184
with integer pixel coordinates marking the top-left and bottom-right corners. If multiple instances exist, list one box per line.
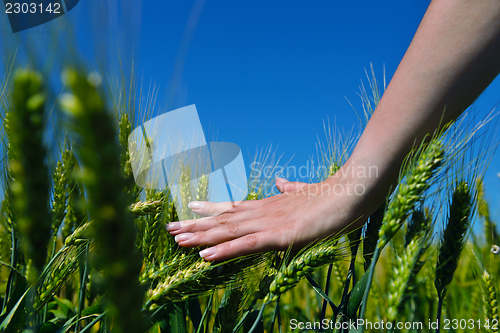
left=435, top=181, right=472, bottom=296
left=61, top=147, right=86, bottom=243
left=328, top=162, right=340, bottom=177
left=143, top=191, right=166, bottom=266
left=140, top=252, right=188, bottom=284
left=179, top=165, right=194, bottom=221
left=145, top=256, right=260, bottom=307
left=118, top=112, right=140, bottom=200
left=264, top=239, right=343, bottom=303
left=7, top=69, right=52, bottom=278
left=482, top=271, right=499, bottom=333
left=386, top=232, right=428, bottom=322
left=360, top=139, right=444, bottom=326
left=62, top=192, right=78, bottom=244
left=196, top=174, right=209, bottom=202
left=130, top=198, right=164, bottom=217
left=118, top=112, right=132, bottom=176
left=246, top=190, right=260, bottom=201
left=51, top=160, right=67, bottom=235
left=33, top=243, right=88, bottom=310
left=213, top=287, right=244, bottom=333
left=378, top=140, right=444, bottom=250
left=60, top=69, right=145, bottom=333
left=386, top=209, right=429, bottom=323
left=64, top=220, right=92, bottom=246
left=147, top=259, right=211, bottom=307
left=0, top=187, right=13, bottom=273
left=477, top=179, right=499, bottom=247
left=332, top=259, right=346, bottom=286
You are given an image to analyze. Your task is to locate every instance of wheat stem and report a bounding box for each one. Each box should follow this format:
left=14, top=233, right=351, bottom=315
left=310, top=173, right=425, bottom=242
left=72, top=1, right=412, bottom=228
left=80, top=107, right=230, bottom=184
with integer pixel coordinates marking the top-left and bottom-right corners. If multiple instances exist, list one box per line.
left=60, top=69, right=145, bottom=332
left=264, top=239, right=343, bottom=303
left=7, top=69, right=52, bottom=280
left=359, top=139, right=443, bottom=329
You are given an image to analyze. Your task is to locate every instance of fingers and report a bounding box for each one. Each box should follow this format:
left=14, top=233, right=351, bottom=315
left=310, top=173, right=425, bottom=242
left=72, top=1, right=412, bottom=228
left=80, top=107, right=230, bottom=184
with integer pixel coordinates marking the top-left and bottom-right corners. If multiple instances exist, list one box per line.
left=172, top=217, right=267, bottom=248
left=167, top=205, right=264, bottom=235
left=275, top=177, right=309, bottom=193
left=197, top=231, right=279, bottom=261
left=188, top=198, right=269, bottom=216
left=188, top=201, right=239, bottom=217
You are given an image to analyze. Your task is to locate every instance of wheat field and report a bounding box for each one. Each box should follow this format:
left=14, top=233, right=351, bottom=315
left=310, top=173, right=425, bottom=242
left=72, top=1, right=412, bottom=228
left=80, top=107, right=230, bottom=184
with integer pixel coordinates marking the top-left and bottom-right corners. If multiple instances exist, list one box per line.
left=0, top=65, right=497, bottom=333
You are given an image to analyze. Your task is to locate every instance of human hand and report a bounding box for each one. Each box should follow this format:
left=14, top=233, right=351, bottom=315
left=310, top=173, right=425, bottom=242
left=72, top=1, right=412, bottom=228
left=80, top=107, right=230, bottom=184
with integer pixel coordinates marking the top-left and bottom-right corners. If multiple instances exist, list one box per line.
left=167, top=174, right=370, bottom=261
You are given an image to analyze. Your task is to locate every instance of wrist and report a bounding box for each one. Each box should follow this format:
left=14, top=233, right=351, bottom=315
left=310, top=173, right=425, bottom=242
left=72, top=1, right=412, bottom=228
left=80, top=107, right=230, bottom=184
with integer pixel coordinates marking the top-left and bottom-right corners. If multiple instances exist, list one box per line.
left=326, top=157, right=392, bottom=218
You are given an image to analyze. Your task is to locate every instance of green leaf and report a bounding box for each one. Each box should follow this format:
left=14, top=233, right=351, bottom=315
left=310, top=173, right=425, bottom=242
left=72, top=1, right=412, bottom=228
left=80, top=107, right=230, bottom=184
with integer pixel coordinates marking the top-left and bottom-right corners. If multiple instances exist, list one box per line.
left=48, top=309, right=68, bottom=321
left=60, top=314, right=78, bottom=331
left=0, top=270, right=28, bottom=320
left=81, top=303, right=105, bottom=317
left=347, top=271, right=369, bottom=319
left=39, top=322, right=61, bottom=333
left=53, top=296, right=76, bottom=318
left=213, top=288, right=240, bottom=332
left=56, top=312, right=107, bottom=333
left=268, top=298, right=280, bottom=333
left=0, top=287, right=30, bottom=332
left=195, top=295, right=213, bottom=333
left=306, top=275, right=338, bottom=315
left=187, top=298, right=202, bottom=332
left=246, top=303, right=267, bottom=333
left=78, top=312, right=108, bottom=333
left=160, top=302, right=186, bottom=333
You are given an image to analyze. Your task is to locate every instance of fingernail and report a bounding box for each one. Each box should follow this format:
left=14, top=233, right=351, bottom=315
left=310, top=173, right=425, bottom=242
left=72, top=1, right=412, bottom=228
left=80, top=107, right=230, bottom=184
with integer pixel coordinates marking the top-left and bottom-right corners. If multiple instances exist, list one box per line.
left=167, top=222, right=182, bottom=231
left=199, top=247, right=217, bottom=259
left=175, top=233, right=193, bottom=242
left=276, top=177, right=289, bottom=183
left=188, top=201, right=205, bottom=210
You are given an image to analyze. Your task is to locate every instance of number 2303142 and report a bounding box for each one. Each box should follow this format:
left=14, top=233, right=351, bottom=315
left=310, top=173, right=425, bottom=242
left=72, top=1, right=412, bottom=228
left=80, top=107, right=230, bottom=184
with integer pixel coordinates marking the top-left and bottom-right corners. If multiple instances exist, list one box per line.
left=5, top=3, right=61, bottom=14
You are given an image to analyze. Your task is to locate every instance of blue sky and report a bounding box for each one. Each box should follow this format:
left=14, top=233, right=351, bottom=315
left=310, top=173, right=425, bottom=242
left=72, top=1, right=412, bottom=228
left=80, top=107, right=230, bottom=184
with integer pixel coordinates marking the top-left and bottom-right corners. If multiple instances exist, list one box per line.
left=2, top=1, right=500, bottom=228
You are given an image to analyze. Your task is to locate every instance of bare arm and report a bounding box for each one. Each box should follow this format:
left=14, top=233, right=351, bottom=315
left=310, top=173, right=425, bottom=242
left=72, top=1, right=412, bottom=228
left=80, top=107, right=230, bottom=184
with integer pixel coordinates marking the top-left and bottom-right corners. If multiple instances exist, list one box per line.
left=350, top=0, right=500, bottom=214
left=168, top=0, right=500, bottom=261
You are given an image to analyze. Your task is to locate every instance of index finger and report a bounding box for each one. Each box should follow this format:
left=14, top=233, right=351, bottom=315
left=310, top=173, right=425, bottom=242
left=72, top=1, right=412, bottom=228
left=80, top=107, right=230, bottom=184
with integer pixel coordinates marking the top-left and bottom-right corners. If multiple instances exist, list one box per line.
left=188, top=195, right=278, bottom=216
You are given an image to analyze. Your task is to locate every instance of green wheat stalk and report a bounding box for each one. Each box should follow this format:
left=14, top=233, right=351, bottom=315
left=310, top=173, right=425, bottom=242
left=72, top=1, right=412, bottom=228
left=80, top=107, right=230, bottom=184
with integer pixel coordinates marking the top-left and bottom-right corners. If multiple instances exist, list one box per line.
left=142, top=190, right=166, bottom=266
left=363, top=202, right=386, bottom=270
left=359, top=137, right=444, bottom=328
left=482, top=270, right=499, bottom=333
left=213, top=286, right=244, bottom=333
left=386, top=209, right=430, bottom=325
left=60, top=69, right=145, bottom=333
left=32, top=242, right=89, bottom=311
left=435, top=181, right=473, bottom=332
left=6, top=69, right=52, bottom=280
left=263, top=237, right=345, bottom=303
left=145, top=255, right=262, bottom=308
left=130, top=198, right=164, bottom=217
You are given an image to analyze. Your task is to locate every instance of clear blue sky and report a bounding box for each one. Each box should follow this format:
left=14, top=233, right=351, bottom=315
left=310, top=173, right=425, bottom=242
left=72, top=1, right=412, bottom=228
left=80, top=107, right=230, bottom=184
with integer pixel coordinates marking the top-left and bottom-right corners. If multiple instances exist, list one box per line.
left=2, top=1, right=500, bottom=227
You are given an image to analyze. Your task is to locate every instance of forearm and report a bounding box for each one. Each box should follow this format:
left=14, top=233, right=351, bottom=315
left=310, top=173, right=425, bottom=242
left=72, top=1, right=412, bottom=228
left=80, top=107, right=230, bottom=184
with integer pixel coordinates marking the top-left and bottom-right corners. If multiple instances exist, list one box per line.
left=342, top=0, right=500, bottom=213
left=173, top=0, right=500, bottom=261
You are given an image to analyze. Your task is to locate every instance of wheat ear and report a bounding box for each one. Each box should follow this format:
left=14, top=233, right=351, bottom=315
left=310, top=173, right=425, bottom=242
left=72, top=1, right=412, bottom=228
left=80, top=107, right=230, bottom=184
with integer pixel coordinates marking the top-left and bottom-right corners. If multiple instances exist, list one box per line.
left=145, top=255, right=260, bottom=308
left=435, top=181, right=473, bottom=333
left=60, top=69, right=145, bottom=333
left=264, top=238, right=344, bottom=303
left=359, top=138, right=444, bottom=328
left=7, top=69, right=52, bottom=279
left=482, top=271, right=499, bottom=333
left=386, top=210, right=430, bottom=323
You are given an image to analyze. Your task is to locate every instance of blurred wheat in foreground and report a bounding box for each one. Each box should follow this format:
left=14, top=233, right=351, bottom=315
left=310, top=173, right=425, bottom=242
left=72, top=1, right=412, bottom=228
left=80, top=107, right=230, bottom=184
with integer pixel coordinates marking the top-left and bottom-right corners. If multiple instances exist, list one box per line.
left=0, top=67, right=497, bottom=333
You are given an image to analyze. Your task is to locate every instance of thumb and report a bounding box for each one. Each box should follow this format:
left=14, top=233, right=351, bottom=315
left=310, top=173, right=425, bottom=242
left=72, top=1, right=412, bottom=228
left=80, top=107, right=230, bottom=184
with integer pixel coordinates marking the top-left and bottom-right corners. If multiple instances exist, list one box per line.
left=275, top=177, right=309, bottom=193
